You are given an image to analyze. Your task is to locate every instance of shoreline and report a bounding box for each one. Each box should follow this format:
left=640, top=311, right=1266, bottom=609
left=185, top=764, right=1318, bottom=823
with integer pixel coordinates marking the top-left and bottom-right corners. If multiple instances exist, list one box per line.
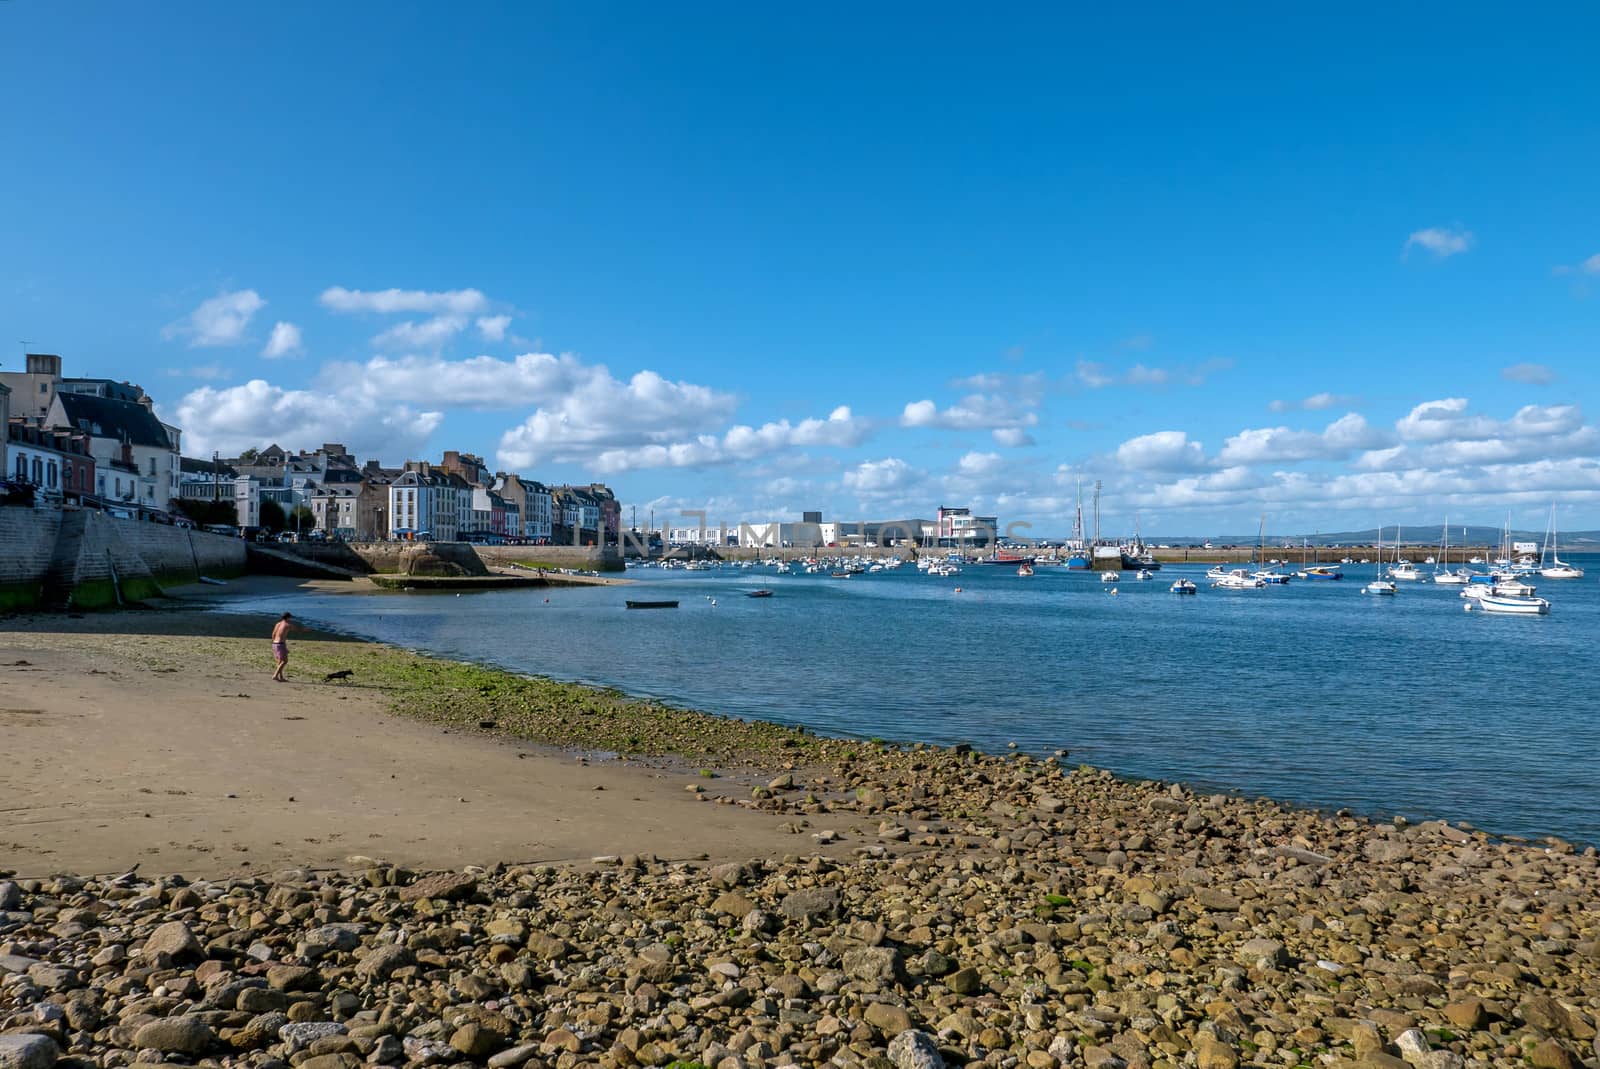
left=3, top=594, right=1600, bottom=1069
left=169, top=577, right=1591, bottom=852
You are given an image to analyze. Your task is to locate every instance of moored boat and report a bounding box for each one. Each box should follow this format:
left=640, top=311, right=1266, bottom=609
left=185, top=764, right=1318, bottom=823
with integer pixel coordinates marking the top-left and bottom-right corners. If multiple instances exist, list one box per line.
left=1466, top=592, right=1551, bottom=615
left=1213, top=568, right=1266, bottom=590
left=1170, top=578, right=1197, bottom=595
left=625, top=600, right=679, bottom=609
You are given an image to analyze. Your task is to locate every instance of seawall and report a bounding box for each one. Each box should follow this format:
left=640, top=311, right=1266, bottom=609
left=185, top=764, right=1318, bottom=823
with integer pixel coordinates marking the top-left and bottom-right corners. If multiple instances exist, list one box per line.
left=0, top=507, right=246, bottom=611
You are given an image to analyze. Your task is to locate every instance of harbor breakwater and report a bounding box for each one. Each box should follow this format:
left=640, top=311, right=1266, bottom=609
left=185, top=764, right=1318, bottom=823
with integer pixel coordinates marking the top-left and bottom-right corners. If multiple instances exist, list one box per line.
left=0, top=506, right=245, bottom=611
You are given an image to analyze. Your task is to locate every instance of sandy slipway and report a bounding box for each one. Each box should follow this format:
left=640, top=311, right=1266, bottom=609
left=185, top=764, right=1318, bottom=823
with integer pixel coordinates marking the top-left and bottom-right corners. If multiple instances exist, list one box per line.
left=4, top=759, right=1600, bottom=1069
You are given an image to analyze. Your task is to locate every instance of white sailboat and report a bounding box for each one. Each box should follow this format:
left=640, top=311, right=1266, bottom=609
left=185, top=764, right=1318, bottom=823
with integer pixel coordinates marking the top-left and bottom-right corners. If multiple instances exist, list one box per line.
left=1538, top=505, right=1584, bottom=579
left=1388, top=526, right=1422, bottom=580
left=1364, top=526, right=1397, bottom=595
left=1432, top=518, right=1474, bottom=585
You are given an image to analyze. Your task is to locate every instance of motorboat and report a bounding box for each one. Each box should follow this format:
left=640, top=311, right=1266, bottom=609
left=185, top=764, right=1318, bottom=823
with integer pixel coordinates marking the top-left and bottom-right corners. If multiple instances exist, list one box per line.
left=1253, top=569, right=1292, bottom=585
left=1170, top=578, right=1197, bottom=595
left=1101, top=570, right=1121, bottom=583
left=1135, top=568, right=1153, bottom=580
left=1466, top=592, right=1551, bottom=615
left=1213, top=569, right=1266, bottom=590
left=1205, top=565, right=1229, bottom=579
left=1016, top=563, right=1035, bottom=577
left=1389, top=562, right=1424, bottom=581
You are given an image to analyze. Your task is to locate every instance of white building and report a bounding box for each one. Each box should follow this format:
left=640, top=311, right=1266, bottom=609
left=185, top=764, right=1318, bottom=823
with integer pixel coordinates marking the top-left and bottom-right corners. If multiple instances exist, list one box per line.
left=48, top=392, right=180, bottom=510
left=388, top=466, right=460, bottom=540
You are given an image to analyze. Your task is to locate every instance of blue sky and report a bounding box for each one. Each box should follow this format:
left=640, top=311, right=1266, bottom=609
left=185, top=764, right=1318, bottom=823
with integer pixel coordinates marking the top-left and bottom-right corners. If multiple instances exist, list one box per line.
left=4, top=3, right=1598, bottom=536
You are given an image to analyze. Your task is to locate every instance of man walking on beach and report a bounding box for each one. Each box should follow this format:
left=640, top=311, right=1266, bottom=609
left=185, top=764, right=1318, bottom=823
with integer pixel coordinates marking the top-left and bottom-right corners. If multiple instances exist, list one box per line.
left=270, top=612, right=305, bottom=682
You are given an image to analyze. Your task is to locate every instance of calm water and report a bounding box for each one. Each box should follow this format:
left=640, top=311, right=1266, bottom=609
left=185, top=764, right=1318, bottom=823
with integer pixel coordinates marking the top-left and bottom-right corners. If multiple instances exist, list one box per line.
left=218, top=555, right=1600, bottom=844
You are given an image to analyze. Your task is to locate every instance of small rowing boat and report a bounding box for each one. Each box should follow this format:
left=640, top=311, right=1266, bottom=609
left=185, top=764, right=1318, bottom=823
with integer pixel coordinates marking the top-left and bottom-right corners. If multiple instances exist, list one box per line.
left=625, top=600, right=679, bottom=609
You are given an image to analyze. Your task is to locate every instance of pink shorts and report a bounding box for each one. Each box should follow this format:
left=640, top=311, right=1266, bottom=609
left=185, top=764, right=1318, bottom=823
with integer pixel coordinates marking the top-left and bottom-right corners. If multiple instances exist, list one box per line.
left=272, top=641, right=288, bottom=661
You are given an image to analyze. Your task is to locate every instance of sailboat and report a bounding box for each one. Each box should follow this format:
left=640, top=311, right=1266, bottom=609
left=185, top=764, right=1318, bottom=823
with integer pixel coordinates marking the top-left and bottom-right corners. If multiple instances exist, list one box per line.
left=1433, top=518, right=1474, bottom=585
left=1538, top=505, right=1585, bottom=579
left=1364, top=526, right=1397, bottom=595
left=1251, top=515, right=1291, bottom=584
left=1387, top=526, right=1422, bottom=580
left=1066, top=480, right=1090, bottom=569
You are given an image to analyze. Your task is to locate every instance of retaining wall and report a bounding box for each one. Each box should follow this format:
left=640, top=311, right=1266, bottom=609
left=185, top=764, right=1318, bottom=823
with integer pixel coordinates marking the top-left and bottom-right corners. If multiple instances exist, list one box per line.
left=0, top=507, right=246, bottom=611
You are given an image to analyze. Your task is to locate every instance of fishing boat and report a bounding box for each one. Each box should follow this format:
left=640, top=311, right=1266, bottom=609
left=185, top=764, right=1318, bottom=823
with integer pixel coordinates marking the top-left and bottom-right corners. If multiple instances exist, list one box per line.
left=1466, top=592, right=1551, bottom=615
left=1213, top=568, right=1266, bottom=590
left=625, top=600, right=679, bottom=609
left=746, top=589, right=774, bottom=598
left=1538, top=505, right=1585, bottom=578
left=1170, top=578, right=1197, bottom=595
left=1364, top=526, right=1397, bottom=596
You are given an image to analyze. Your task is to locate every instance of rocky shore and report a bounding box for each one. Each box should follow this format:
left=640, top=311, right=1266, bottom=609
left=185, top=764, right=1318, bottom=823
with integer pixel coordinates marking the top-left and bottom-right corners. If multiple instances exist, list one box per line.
left=5, top=749, right=1600, bottom=1069
left=4, top=608, right=1599, bottom=1069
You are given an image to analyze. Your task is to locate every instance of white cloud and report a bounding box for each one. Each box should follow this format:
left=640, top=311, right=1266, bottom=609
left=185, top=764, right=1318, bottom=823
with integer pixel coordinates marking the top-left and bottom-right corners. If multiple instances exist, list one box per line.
left=477, top=315, right=512, bottom=341
left=163, top=289, right=266, bottom=348
left=262, top=321, right=304, bottom=359
left=495, top=367, right=742, bottom=470
left=992, top=427, right=1036, bottom=448
left=170, top=379, right=442, bottom=459
left=319, top=286, right=488, bottom=316
left=1404, top=226, right=1474, bottom=259
left=1114, top=431, right=1208, bottom=473
left=1552, top=253, right=1600, bottom=277
left=1269, top=392, right=1359, bottom=413
left=592, top=407, right=870, bottom=474
left=372, top=316, right=469, bottom=351
left=955, top=451, right=1005, bottom=478
left=1217, top=413, right=1392, bottom=465
left=1076, top=358, right=1231, bottom=390
left=1501, top=362, right=1555, bottom=386
left=841, top=457, right=919, bottom=496
left=900, top=393, right=1039, bottom=438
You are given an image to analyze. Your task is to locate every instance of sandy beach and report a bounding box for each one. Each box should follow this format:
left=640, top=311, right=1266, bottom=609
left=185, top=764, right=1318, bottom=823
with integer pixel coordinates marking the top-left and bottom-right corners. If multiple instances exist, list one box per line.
left=0, top=594, right=862, bottom=878
left=3, top=586, right=1599, bottom=1069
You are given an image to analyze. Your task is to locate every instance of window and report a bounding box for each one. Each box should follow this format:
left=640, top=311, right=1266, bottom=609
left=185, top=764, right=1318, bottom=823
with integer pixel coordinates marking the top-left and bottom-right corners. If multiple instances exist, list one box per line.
left=47, top=462, right=57, bottom=489
left=15, top=455, right=24, bottom=479
left=32, top=457, right=42, bottom=485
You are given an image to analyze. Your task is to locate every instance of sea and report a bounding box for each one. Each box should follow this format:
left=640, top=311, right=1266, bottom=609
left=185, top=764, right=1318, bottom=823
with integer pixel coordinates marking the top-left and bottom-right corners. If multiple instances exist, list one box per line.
left=216, top=555, right=1600, bottom=846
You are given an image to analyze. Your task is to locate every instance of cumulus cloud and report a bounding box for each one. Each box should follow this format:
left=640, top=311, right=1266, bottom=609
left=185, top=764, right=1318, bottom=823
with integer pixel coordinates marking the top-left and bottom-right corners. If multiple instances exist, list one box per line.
left=1217, top=414, right=1392, bottom=465
left=900, top=392, right=1040, bottom=446
left=372, top=316, right=469, bottom=351
left=170, top=379, right=443, bottom=459
left=841, top=457, right=919, bottom=496
left=1114, top=431, right=1209, bottom=473
left=590, top=406, right=871, bottom=474
left=163, top=289, right=265, bottom=348
left=992, top=427, right=1036, bottom=448
left=477, top=315, right=512, bottom=341
left=262, top=321, right=303, bottom=359
left=319, top=287, right=488, bottom=315
left=1502, top=362, right=1555, bottom=386
left=1404, top=226, right=1474, bottom=259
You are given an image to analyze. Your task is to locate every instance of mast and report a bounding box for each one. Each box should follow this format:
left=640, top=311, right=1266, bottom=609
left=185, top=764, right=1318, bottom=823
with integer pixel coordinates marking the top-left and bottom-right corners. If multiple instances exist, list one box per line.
left=1072, top=479, right=1084, bottom=547
left=1093, top=480, right=1102, bottom=546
